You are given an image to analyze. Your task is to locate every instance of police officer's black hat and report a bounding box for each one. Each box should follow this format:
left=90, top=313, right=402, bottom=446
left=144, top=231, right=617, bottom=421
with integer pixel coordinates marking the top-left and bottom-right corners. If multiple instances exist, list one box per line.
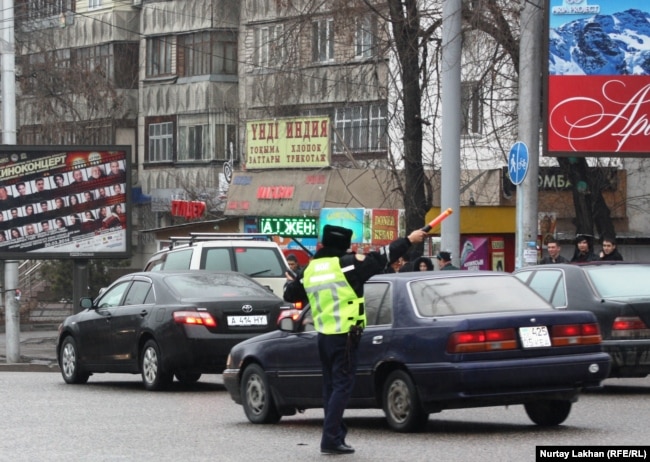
left=322, top=225, right=353, bottom=251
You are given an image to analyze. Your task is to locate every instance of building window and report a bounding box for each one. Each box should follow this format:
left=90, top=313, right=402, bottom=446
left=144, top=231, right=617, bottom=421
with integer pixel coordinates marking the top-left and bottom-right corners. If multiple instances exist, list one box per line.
left=355, top=15, right=377, bottom=59
left=23, top=0, right=74, bottom=20
left=178, top=115, right=210, bottom=161
left=254, top=25, right=283, bottom=68
left=146, top=37, right=173, bottom=77
left=148, top=120, right=174, bottom=162
left=334, top=105, right=387, bottom=153
left=312, top=18, right=334, bottom=63
left=215, top=124, right=237, bottom=161
left=461, top=81, right=483, bottom=135
left=178, top=31, right=237, bottom=77
left=75, top=44, right=112, bottom=80
left=88, top=0, right=102, bottom=9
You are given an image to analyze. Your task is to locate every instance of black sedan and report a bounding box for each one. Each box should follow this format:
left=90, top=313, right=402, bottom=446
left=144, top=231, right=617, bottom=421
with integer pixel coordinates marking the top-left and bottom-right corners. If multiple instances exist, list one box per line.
left=224, top=271, right=611, bottom=432
left=515, top=262, right=650, bottom=378
left=57, top=271, right=292, bottom=390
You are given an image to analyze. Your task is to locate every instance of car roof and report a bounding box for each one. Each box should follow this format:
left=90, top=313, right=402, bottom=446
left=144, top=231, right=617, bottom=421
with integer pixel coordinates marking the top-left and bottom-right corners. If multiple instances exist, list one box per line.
left=369, top=270, right=511, bottom=283
left=116, top=269, right=254, bottom=280
left=516, top=262, right=648, bottom=270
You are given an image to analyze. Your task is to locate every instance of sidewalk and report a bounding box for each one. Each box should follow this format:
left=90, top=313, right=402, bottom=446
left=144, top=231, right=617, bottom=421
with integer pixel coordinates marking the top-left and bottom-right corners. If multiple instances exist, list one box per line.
left=0, top=326, right=60, bottom=372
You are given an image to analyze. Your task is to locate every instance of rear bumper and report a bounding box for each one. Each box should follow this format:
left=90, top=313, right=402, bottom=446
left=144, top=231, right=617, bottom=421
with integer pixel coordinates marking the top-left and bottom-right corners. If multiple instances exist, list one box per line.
left=410, top=352, right=611, bottom=411
left=602, top=339, right=650, bottom=377
left=161, top=329, right=263, bottom=374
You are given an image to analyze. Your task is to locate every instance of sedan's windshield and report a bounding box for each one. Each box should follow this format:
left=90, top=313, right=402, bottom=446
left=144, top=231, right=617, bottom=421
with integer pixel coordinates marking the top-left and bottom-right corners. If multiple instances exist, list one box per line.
left=410, top=275, right=552, bottom=317
left=585, top=265, right=650, bottom=299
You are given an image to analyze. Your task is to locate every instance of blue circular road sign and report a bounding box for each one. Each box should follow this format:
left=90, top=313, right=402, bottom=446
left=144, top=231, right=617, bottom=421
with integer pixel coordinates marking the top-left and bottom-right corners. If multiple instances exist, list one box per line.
left=508, top=141, right=529, bottom=185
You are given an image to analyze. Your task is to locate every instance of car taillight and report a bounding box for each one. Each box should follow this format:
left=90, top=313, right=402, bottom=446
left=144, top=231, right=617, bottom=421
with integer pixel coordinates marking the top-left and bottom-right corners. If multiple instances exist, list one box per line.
left=173, top=311, right=217, bottom=328
left=447, top=328, right=517, bottom=353
left=612, top=316, right=650, bottom=338
left=277, top=309, right=302, bottom=324
left=551, top=323, right=601, bottom=346
left=294, top=300, right=304, bottom=310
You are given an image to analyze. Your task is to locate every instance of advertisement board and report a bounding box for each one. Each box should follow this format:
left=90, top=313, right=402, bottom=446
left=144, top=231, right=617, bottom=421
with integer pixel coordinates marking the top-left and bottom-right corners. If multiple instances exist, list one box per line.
left=246, top=116, right=331, bottom=169
left=545, top=0, right=650, bottom=156
left=0, top=146, right=131, bottom=259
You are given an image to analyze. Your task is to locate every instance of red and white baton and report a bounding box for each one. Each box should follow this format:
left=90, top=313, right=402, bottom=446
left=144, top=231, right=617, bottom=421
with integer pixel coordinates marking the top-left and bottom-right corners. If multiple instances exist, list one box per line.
left=421, top=208, right=453, bottom=233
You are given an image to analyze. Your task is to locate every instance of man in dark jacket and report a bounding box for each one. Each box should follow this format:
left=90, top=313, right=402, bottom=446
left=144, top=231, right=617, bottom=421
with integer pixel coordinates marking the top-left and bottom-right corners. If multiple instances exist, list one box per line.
left=600, top=236, right=623, bottom=261
left=540, top=238, right=569, bottom=264
left=571, top=234, right=598, bottom=262
left=283, top=224, right=426, bottom=455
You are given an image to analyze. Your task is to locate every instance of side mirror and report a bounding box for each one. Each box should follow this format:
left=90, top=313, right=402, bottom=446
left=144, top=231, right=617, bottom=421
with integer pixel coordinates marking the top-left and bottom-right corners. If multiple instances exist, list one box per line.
left=79, top=297, right=93, bottom=310
left=279, top=316, right=297, bottom=332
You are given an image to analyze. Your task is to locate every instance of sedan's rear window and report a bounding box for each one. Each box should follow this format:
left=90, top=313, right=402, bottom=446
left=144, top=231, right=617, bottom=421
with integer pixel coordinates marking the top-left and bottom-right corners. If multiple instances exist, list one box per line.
left=584, top=265, right=650, bottom=298
left=410, top=275, right=552, bottom=316
left=164, top=273, right=275, bottom=298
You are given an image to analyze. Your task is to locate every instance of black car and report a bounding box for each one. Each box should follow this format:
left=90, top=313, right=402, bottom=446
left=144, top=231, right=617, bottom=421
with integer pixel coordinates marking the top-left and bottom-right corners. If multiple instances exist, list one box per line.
left=515, top=262, right=650, bottom=378
left=57, top=271, right=292, bottom=390
left=224, top=271, right=611, bottom=432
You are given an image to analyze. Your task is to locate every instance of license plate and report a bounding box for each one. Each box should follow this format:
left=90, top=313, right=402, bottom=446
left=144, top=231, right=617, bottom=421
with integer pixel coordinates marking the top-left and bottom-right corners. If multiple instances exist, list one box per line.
left=519, top=326, right=551, bottom=348
left=227, top=315, right=268, bottom=327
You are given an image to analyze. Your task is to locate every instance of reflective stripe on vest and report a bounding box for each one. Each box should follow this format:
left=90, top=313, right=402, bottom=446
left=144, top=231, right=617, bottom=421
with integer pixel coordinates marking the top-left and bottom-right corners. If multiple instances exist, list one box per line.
left=303, top=257, right=365, bottom=334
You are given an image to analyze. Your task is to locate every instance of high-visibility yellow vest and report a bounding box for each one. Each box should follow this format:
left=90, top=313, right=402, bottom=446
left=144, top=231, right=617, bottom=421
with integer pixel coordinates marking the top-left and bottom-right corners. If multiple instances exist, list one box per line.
left=303, top=257, right=366, bottom=334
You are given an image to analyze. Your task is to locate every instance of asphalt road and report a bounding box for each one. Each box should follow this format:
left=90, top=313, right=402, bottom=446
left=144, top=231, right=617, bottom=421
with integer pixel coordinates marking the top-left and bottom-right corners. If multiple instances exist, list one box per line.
left=1, top=372, right=649, bottom=462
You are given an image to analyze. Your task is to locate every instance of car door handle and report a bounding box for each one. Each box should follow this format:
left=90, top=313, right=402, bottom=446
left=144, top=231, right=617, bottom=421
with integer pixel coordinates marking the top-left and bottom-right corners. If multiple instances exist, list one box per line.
left=140, top=309, right=148, bottom=317
left=372, top=335, right=383, bottom=345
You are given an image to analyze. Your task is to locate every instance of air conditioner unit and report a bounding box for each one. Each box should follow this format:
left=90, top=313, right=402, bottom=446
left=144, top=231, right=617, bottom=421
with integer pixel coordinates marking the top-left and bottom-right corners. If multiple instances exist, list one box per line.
left=133, top=0, right=142, bottom=7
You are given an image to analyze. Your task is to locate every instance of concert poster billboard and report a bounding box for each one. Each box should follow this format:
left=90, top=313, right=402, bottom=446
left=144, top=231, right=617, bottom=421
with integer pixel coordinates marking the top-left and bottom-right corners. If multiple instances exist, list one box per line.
left=0, top=146, right=131, bottom=259
left=545, top=0, right=650, bottom=157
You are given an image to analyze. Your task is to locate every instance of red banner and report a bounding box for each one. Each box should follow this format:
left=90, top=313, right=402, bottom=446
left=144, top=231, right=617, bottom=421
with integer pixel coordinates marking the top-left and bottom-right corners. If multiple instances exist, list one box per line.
left=171, top=200, right=206, bottom=220
left=548, top=75, right=650, bottom=154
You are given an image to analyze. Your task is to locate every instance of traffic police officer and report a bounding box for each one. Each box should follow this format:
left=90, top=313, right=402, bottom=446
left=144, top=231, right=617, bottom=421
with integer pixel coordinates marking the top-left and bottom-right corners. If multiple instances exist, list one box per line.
left=284, top=224, right=426, bottom=455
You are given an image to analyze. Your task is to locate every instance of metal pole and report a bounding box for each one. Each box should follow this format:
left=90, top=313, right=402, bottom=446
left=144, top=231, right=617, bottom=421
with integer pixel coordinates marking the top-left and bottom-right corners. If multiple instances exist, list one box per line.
left=2, top=0, right=21, bottom=363
left=440, top=0, right=462, bottom=267
left=518, top=0, right=544, bottom=268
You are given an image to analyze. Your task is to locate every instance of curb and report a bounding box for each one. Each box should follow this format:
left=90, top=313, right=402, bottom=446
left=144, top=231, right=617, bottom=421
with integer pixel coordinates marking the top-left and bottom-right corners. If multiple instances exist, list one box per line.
left=0, top=361, right=60, bottom=373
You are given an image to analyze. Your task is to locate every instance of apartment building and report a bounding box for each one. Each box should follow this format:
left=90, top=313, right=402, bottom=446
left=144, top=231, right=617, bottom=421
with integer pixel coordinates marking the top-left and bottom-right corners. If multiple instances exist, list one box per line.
left=6, top=1, right=648, bottom=267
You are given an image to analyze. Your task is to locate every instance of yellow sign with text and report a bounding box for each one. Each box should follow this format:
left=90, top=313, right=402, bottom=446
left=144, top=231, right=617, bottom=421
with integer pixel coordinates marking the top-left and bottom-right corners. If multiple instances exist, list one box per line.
left=246, top=116, right=331, bottom=169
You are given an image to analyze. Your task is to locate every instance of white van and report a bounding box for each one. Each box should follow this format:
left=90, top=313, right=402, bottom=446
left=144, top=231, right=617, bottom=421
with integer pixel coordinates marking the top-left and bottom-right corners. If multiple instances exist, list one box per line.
left=143, top=233, right=290, bottom=297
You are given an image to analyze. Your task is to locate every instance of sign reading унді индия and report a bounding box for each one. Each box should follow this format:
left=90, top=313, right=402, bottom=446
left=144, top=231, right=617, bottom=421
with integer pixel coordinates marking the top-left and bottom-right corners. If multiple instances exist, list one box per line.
left=546, top=0, right=650, bottom=157
left=245, top=116, right=331, bottom=169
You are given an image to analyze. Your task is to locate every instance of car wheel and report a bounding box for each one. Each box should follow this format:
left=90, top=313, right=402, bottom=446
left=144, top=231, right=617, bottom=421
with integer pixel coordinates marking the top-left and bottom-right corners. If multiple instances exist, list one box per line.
left=524, top=400, right=572, bottom=426
left=382, top=370, right=429, bottom=433
left=59, top=336, right=90, bottom=384
left=175, top=372, right=202, bottom=384
left=241, top=364, right=281, bottom=424
left=140, top=339, right=172, bottom=391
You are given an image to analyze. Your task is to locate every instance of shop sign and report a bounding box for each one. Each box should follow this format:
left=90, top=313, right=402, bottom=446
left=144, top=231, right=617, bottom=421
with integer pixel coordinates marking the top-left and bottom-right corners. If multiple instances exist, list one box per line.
left=246, top=116, right=331, bottom=169
left=259, top=217, right=318, bottom=237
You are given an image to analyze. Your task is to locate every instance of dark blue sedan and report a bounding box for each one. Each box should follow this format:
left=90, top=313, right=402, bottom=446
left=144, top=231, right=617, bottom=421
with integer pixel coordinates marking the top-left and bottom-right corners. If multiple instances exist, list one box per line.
left=224, top=271, right=611, bottom=432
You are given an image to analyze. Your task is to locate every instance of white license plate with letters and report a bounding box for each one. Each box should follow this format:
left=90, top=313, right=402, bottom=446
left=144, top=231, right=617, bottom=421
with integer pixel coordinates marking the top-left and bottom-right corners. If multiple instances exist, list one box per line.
left=227, top=315, right=268, bottom=327
left=519, top=326, right=551, bottom=348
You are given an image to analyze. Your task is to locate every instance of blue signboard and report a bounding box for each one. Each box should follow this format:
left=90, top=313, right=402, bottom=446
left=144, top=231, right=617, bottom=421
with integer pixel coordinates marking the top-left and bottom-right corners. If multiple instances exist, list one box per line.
left=508, top=141, right=529, bottom=185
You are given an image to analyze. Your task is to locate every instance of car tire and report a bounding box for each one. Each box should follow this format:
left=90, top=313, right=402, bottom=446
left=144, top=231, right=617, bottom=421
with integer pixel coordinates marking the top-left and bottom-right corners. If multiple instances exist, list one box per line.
left=524, top=400, right=572, bottom=426
left=241, top=363, right=281, bottom=424
left=59, top=336, right=90, bottom=385
left=175, top=372, right=202, bottom=384
left=382, top=370, right=429, bottom=433
left=140, top=339, right=172, bottom=391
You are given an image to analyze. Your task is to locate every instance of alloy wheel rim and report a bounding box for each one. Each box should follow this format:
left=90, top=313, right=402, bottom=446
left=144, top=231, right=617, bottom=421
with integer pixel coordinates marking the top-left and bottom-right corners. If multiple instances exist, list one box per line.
left=62, top=343, right=76, bottom=378
left=142, top=347, right=158, bottom=384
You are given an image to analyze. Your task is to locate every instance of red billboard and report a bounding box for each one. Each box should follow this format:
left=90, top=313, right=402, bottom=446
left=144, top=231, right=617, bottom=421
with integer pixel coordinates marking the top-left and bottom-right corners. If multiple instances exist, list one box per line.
left=0, top=146, right=131, bottom=259
left=545, top=1, right=650, bottom=157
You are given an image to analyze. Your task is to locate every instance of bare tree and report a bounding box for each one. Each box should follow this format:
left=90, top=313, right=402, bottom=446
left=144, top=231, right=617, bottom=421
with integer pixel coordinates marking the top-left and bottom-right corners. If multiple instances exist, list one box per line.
left=464, top=0, right=617, bottom=239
